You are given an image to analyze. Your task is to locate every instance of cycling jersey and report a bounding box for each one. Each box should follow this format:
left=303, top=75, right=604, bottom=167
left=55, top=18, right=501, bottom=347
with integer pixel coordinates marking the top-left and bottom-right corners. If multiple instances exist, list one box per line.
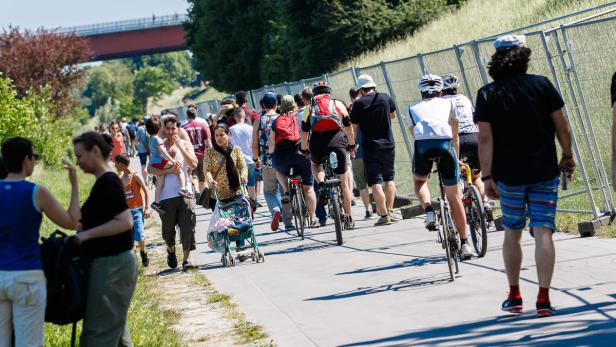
left=407, top=97, right=455, bottom=140
left=442, top=94, right=478, bottom=134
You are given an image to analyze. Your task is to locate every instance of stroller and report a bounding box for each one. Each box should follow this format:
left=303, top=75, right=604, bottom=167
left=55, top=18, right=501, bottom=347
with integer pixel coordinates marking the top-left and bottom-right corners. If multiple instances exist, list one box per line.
left=211, top=190, right=264, bottom=267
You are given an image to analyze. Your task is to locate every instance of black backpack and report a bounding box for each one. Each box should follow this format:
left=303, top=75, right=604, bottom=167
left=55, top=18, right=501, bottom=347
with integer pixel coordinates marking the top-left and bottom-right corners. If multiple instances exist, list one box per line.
left=40, top=230, right=90, bottom=344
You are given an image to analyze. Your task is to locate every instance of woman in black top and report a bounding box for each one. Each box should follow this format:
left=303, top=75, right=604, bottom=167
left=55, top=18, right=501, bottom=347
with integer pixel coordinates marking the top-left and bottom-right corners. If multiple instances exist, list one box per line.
left=72, top=131, right=137, bottom=346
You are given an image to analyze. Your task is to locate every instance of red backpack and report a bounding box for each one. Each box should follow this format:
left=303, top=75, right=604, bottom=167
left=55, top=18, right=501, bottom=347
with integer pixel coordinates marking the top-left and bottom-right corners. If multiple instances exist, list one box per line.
left=309, top=94, right=344, bottom=132
left=273, top=112, right=300, bottom=147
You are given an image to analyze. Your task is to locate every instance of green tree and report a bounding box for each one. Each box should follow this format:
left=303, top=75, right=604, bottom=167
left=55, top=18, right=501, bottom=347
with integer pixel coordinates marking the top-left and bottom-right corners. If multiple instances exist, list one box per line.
left=140, top=52, right=197, bottom=86
left=133, top=66, right=177, bottom=113
left=83, top=61, right=135, bottom=116
left=94, top=97, right=121, bottom=124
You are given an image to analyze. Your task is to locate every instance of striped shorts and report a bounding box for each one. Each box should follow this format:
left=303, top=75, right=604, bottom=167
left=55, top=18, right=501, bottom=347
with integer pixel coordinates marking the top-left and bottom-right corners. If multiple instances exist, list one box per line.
left=497, top=177, right=559, bottom=232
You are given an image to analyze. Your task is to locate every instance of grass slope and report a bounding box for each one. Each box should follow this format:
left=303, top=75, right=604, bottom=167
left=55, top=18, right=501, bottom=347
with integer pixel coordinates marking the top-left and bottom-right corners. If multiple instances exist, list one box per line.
left=343, top=0, right=610, bottom=68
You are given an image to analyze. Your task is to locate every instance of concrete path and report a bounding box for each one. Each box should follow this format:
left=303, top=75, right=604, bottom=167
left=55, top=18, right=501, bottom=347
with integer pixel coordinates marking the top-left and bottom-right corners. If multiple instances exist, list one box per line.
left=191, top=202, right=616, bottom=347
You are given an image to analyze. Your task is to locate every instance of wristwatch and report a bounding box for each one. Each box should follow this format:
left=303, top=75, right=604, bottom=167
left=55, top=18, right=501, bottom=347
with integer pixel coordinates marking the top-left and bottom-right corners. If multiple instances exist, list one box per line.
left=481, top=175, right=492, bottom=182
left=253, top=157, right=260, bottom=162
left=562, top=153, right=573, bottom=159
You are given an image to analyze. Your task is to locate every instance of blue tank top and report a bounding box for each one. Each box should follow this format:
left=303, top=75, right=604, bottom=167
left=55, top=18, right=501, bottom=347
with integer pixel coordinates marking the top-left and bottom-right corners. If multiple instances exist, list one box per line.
left=0, top=180, right=43, bottom=270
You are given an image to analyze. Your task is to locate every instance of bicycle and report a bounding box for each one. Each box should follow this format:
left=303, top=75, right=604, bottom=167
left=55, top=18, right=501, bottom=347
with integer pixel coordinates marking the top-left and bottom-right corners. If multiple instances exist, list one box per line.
left=288, top=169, right=308, bottom=240
left=460, top=163, right=488, bottom=257
left=433, top=164, right=462, bottom=282
left=322, top=153, right=353, bottom=245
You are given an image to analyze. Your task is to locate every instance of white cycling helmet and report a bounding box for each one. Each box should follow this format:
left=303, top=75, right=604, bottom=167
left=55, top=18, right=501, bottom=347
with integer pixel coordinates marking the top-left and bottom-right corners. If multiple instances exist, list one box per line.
left=441, top=74, right=459, bottom=90
left=418, top=74, right=443, bottom=93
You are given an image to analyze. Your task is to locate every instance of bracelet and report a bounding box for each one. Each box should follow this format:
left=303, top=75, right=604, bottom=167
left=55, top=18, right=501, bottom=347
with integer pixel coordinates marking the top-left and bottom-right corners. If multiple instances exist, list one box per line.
left=562, top=153, right=573, bottom=159
left=481, top=175, right=492, bottom=181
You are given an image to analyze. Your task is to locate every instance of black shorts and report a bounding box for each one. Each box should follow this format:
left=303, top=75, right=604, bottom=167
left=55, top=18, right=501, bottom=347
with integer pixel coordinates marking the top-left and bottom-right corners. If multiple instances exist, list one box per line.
left=459, top=132, right=480, bottom=172
left=363, top=147, right=395, bottom=186
left=272, top=147, right=314, bottom=185
left=413, top=139, right=459, bottom=186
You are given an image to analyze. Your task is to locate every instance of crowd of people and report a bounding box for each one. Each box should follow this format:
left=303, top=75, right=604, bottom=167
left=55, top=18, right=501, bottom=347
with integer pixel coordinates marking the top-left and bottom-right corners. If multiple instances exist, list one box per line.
left=2, top=33, right=602, bottom=345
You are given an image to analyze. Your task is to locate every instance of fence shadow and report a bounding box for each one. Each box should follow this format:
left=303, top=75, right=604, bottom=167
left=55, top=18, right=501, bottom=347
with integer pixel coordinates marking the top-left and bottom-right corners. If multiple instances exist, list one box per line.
left=335, top=255, right=447, bottom=275
left=338, top=301, right=616, bottom=347
left=306, top=274, right=452, bottom=301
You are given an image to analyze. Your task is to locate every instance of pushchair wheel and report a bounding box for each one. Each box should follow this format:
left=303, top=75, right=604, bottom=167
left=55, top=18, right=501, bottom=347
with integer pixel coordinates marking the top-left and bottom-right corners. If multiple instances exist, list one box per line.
left=221, top=255, right=229, bottom=267
left=229, top=255, right=236, bottom=266
left=258, top=250, right=265, bottom=263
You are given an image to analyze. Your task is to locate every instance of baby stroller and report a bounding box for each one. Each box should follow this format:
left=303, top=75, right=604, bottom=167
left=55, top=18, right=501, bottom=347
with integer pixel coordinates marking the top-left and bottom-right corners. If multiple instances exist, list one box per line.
left=213, top=190, right=265, bottom=267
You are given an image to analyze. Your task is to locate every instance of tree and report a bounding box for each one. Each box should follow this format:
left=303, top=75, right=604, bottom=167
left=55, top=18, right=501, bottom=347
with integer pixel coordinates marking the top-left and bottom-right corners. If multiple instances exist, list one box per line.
left=133, top=66, right=177, bottom=113
left=132, top=52, right=198, bottom=86
left=83, top=61, right=135, bottom=116
left=94, top=97, right=121, bottom=124
left=0, top=28, right=92, bottom=115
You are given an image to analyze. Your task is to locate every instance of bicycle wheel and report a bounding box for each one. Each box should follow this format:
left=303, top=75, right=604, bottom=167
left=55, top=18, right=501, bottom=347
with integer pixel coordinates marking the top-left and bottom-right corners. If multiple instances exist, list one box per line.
left=445, top=205, right=460, bottom=273
left=467, top=185, right=488, bottom=257
left=439, top=199, right=454, bottom=281
left=293, top=187, right=305, bottom=239
left=331, top=189, right=343, bottom=246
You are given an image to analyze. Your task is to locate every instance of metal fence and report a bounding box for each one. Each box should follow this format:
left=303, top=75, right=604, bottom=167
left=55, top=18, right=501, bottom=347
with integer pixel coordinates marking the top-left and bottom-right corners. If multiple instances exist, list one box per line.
left=169, top=5, right=616, bottom=223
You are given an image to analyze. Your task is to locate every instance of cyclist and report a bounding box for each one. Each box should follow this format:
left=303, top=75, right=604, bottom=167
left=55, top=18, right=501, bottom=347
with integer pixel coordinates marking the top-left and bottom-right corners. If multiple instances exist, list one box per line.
left=440, top=74, right=493, bottom=219
left=269, top=95, right=318, bottom=228
left=300, top=82, right=356, bottom=227
left=407, top=74, right=473, bottom=259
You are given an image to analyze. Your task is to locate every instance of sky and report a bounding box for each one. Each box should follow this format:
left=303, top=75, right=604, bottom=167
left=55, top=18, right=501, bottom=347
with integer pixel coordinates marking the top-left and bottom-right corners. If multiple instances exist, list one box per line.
left=0, top=0, right=189, bottom=30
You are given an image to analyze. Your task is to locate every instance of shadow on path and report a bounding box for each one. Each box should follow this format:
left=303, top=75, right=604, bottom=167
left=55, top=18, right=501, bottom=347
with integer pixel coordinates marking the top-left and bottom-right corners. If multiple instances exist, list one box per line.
left=339, top=301, right=616, bottom=347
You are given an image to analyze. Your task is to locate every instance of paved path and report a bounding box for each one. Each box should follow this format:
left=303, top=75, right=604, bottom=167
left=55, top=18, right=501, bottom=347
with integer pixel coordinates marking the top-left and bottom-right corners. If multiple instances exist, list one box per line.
left=191, top=202, right=616, bottom=347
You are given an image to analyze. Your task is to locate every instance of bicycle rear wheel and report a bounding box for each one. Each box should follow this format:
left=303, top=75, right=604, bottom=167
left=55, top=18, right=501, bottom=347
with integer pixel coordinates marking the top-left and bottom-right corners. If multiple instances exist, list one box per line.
left=331, top=190, right=343, bottom=246
left=467, top=185, right=488, bottom=257
left=293, top=186, right=305, bottom=239
left=439, top=200, right=454, bottom=281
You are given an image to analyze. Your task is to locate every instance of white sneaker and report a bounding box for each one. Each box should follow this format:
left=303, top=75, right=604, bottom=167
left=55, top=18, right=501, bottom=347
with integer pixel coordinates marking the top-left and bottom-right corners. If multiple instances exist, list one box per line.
left=424, top=211, right=437, bottom=231
left=461, top=243, right=474, bottom=259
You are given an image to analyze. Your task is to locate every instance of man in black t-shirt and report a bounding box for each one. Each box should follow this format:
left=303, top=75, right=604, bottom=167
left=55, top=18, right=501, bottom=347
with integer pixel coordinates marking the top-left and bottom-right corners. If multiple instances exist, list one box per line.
left=475, top=35, right=575, bottom=317
left=350, top=74, right=398, bottom=226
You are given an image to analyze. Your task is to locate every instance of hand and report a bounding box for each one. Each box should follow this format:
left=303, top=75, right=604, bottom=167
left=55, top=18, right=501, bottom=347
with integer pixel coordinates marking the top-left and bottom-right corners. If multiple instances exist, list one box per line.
left=62, top=158, right=78, bottom=185
left=73, top=231, right=88, bottom=245
left=171, top=135, right=182, bottom=144
left=210, top=180, right=218, bottom=189
left=144, top=208, right=151, bottom=219
left=254, top=159, right=262, bottom=169
left=240, top=176, right=247, bottom=184
left=171, top=162, right=182, bottom=174
left=559, top=155, right=575, bottom=180
left=484, top=179, right=500, bottom=200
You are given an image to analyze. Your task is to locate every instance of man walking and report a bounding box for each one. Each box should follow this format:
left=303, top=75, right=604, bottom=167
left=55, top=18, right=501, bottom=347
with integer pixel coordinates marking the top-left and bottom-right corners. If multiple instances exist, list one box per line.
left=350, top=74, right=398, bottom=226
left=476, top=35, right=575, bottom=316
left=230, top=107, right=257, bottom=201
left=182, top=108, right=212, bottom=194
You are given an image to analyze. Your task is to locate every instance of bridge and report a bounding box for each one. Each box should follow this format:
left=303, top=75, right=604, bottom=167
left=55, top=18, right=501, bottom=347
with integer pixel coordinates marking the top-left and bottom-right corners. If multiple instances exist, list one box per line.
left=55, top=14, right=187, bottom=61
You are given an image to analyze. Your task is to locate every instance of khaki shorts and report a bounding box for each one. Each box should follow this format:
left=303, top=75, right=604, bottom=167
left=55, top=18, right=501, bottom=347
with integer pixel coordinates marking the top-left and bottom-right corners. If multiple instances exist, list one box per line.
left=352, top=158, right=368, bottom=190
left=193, top=158, right=206, bottom=182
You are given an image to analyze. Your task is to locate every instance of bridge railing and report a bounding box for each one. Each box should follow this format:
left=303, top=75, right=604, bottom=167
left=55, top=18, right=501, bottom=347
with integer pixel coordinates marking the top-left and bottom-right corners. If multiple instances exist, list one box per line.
left=169, top=3, right=616, bottom=227
left=54, top=13, right=187, bottom=36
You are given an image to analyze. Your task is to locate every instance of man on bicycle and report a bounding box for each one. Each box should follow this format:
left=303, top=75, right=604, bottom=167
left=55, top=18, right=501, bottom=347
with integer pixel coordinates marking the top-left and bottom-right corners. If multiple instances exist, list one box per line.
left=407, top=74, right=473, bottom=259
left=300, top=82, right=356, bottom=227
left=440, top=74, right=493, bottom=220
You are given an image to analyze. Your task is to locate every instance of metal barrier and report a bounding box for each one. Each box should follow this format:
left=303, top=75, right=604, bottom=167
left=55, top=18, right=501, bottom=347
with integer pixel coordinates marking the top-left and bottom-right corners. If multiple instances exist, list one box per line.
left=172, top=6, right=616, bottom=224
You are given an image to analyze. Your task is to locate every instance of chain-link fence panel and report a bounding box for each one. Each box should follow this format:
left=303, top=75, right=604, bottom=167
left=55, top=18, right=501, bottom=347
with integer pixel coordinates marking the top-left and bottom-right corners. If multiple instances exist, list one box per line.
left=303, top=75, right=327, bottom=90
left=327, top=68, right=356, bottom=101
left=270, top=83, right=290, bottom=96
left=288, top=81, right=306, bottom=96
left=422, top=48, right=473, bottom=98
left=251, top=87, right=267, bottom=109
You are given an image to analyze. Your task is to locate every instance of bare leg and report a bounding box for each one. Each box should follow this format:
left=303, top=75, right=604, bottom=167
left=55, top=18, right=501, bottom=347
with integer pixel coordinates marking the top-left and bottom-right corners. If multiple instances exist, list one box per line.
left=141, top=165, right=148, bottom=182
left=413, top=176, right=431, bottom=209
left=534, top=227, right=555, bottom=288
left=472, top=173, right=486, bottom=199
left=337, top=172, right=353, bottom=215
left=275, top=171, right=290, bottom=194
left=444, top=184, right=468, bottom=239
left=303, top=184, right=317, bottom=219
left=383, top=181, right=396, bottom=210
left=182, top=249, right=190, bottom=264
left=359, top=188, right=371, bottom=212
left=311, top=162, right=325, bottom=184
left=138, top=240, right=146, bottom=253
left=154, top=175, right=165, bottom=203
left=247, top=186, right=256, bottom=200
left=372, top=183, right=387, bottom=216
left=503, top=230, right=523, bottom=286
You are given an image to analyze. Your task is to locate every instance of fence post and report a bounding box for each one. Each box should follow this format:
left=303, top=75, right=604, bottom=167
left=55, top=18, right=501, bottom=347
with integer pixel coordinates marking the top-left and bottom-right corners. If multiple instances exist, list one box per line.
left=285, top=82, right=292, bottom=95
left=560, top=26, right=616, bottom=214
left=379, top=61, right=415, bottom=170
left=541, top=31, right=599, bottom=218
left=417, top=53, right=428, bottom=74
left=471, top=40, right=490, bottom=85
left=248, top=90, right=256, bottom=110
left=453, top=44, right=474, bottom=102
left=351, top=66, right=359, bottom=86
left=324, top=74, right=330, bottom=83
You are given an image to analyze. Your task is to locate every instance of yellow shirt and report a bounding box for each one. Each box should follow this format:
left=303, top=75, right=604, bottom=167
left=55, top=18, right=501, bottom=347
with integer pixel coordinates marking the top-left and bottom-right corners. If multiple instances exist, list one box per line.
left=203, top=146, right=248, bottom=200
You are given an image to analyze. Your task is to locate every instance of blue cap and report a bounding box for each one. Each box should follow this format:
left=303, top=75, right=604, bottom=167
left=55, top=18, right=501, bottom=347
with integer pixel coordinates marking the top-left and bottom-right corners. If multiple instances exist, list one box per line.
left=494, top=35, right=527, bottom=51
left=261, top=92, right=277, bottom=108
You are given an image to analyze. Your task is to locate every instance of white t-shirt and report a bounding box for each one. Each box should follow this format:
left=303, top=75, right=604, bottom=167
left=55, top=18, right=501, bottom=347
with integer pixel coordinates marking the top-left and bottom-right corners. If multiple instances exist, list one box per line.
left=442, top=94, right=478, bottom=134
left=160, top=141, right=193, bottom=201
left=230, top=123, right=254, bottom=165
left=407, top=97, right=454, bottom=141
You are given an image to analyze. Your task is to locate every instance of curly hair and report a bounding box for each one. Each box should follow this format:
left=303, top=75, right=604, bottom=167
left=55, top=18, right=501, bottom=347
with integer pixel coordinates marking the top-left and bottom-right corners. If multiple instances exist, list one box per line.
left=487, top=47, right=532, bottom=80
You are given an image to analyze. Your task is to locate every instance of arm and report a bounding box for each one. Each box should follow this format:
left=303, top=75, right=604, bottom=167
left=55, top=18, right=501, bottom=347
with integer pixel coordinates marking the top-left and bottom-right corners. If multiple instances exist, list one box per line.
left=252, top=117, right=261, bottom=160
left=477, top=122, right=498, bottom=199
left=135, top=174, right=150, bottom=215
left=177, top=139, right=197, bottom=169
left=613, top=105, right=616, bottom=189
left=450, top=118, right=460, bottom=157
left=390, top=111, right=396, bottom=119
left=157, top=144, right=176, bottom=163
left=267, top=128, right=275, bottom=154
left=236, top=149, right=248, bottom=183
left=551, top=108, right=575, bottom=177
left=76, top=209, right=133, bottom=243
left=37, top=160, right=81, bottom=230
